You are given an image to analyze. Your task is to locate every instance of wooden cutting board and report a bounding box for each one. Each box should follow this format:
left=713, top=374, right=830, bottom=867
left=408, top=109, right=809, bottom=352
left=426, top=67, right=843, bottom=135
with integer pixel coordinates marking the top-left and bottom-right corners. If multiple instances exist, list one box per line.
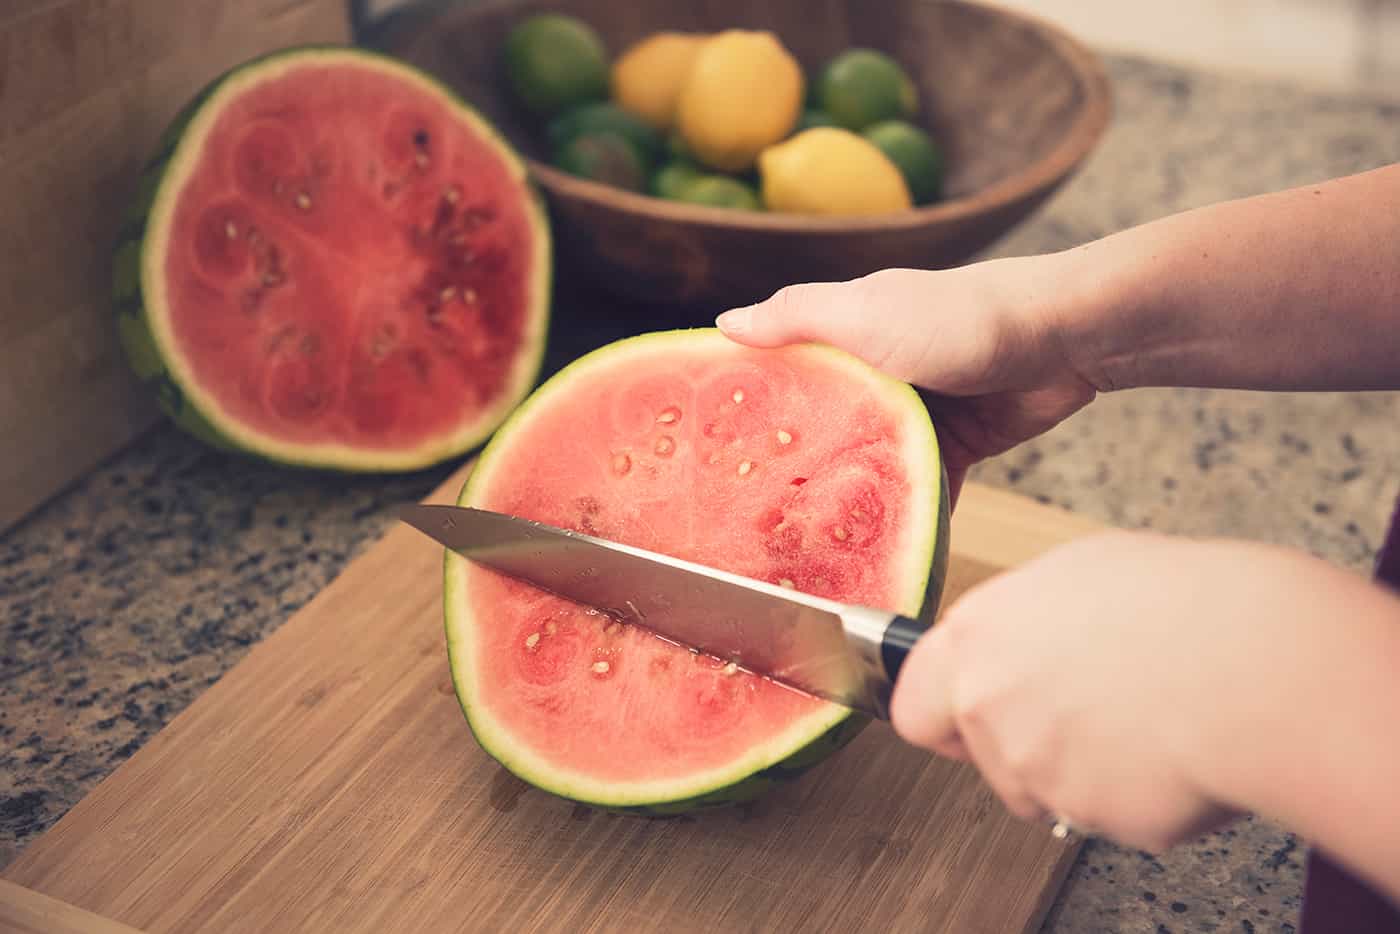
left=0, top=0, right=350, bottom=534
left=1, top=465, right=1104, bottom=934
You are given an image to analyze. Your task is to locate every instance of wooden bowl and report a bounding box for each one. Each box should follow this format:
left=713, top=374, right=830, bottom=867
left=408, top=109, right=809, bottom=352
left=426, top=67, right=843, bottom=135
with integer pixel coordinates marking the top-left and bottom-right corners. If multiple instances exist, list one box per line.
left=381, top=0, right=1112, bottom=309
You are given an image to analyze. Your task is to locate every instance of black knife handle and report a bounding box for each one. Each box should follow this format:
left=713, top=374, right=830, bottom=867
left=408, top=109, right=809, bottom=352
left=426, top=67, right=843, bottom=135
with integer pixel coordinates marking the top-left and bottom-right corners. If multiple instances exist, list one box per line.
left=880, top=614, right=928, bottom=684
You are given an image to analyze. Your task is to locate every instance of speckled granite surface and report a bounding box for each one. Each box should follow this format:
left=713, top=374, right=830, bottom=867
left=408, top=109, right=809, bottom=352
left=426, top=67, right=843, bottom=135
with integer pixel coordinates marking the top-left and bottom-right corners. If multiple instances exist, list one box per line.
left=4, top=53, right=1400, bottom=932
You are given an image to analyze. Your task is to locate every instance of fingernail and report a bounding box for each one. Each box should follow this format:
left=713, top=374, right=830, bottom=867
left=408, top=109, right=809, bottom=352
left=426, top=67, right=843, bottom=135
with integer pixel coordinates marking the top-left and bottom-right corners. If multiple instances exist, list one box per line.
left=716, top=306, right=752, bottom=334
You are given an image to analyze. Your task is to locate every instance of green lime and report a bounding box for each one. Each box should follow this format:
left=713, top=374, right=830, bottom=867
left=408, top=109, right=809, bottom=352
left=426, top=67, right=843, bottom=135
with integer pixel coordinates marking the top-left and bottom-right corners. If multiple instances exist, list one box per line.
left=554, top=132, right=647, bottom=192
left=504, top=13, right=610, bottom=117
left=796, top=108, right=837, bottom=131
left=673, top=174, right=762, bottom=211
left=666, top=130, right=693, bottom=162
left=862, top=120, right=943, bottom=204
left=651, top=161, right=703, bottom=199
left=815, top=48, right=918, bottom=130
left=548, top=102, right=662, bottom=166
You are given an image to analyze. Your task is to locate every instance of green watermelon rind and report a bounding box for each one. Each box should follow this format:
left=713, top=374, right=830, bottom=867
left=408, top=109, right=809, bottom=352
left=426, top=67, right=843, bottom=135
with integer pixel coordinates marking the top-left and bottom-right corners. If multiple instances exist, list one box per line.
left=442, top=329, right=951, bottom=816
left=112, top=45, right=553, bottom=472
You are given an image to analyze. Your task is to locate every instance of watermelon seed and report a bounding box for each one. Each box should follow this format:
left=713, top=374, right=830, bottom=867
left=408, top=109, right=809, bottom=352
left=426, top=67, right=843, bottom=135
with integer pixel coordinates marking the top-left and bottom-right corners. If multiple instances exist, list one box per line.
left=723, top=662, right=739, bottom=676
left=732, top=389, right=745, bottom=404
left=737, top=460, right=753, bottom=476
left=440, top=286, right=457, bottom=304
left=415, top=151, right=429, bottom=169
left=591, top=661, right=611, bottom=675
left=779, top=578, right=795, bottom=589
left=266, top=326, right=295, bottom=353
left=525, top=632, right=541, bottom=650
left=545, top=621, right=558, bottom=636
left=656, top=407, right=680, bottom=424
left=371, top=326, right=396, bottom=359
left=444, top=186, right=461, bottom=204
left=295, top=191, right=312, bottom=211
left=463, top=287, right=478, bottom=304
left=462, top=205, right=497, bottom=229
left=851, top=508, right=866, bottom=520
left=611, top=453, right=631, bottom=476
left=604, top=622, right=621, bottom=636
left=776, top=429, right=792, bottom=445
left=833, top=526, right=850, bottom=542
left=654, top=435, right=675, bottom=457
left=224, top=221, right=238, bottom=239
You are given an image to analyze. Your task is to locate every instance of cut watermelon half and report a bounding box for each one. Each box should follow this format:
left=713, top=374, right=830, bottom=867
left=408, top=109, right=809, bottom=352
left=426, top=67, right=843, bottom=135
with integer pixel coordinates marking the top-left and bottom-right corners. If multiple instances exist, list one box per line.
left=113, top=46, right=552, bottom=471
left=444, top=329, right=950, bottom=813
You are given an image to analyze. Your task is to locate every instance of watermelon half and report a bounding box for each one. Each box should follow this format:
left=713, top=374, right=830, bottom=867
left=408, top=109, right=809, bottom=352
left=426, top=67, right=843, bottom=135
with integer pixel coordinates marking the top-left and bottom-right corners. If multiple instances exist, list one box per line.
left=444, top=329, right=950, bottom=813
left=112, top=46, right=551, bottom=471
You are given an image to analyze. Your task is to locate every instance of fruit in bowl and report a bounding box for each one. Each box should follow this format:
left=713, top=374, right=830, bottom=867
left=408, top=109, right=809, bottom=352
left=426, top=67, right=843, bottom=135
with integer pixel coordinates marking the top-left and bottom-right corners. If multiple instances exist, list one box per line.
left=503, top=12, right=945, bottom=215
left=372, top=0, right=1110, bottom=307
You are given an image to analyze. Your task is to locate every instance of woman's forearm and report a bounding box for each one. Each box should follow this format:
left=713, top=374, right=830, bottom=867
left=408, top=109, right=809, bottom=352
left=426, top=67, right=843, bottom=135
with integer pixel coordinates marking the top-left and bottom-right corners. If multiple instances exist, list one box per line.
left=1054, top=162, right=1400, bottom=392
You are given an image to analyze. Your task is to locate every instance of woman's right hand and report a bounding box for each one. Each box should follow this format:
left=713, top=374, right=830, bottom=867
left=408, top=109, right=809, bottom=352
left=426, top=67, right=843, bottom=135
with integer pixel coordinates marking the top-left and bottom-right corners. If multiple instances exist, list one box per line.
left=716, top=257, right=1099, bottom=504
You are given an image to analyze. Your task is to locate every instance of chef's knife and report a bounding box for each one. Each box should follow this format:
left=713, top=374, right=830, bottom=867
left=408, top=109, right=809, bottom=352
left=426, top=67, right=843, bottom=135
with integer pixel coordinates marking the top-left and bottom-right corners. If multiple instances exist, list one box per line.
left=399, top=503, right=932, bottom=720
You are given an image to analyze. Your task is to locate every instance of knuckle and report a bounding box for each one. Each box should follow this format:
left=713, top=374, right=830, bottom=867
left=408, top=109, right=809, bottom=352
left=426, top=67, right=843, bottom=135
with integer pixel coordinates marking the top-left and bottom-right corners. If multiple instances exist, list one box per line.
left=951, top=685, right=992, bottom=733
left=767, top=282, right=818, bottom=322
left=1000, top=739, right=1041, bottom=781
left=1003, top=795, right=1044, bottom=822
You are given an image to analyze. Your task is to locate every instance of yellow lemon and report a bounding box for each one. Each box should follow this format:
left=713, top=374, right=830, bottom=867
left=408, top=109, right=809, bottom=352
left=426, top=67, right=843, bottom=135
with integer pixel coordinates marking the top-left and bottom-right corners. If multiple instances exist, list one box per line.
left=675, top=30, right=804, bottom=172
left=612, top=32, right=709, bottom=131
left=758, top=127, right=913, bottom=215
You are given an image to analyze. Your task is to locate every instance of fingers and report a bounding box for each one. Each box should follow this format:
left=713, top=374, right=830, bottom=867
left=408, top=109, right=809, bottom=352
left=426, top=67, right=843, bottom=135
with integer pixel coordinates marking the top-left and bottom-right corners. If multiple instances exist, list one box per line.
left=716, top=280, right=861, bottom=349
left=889, top=621, right=963, bottom=757
left=959, top=722, right=1050, bottom=822
left=890, top=599, right=1046, bottom=822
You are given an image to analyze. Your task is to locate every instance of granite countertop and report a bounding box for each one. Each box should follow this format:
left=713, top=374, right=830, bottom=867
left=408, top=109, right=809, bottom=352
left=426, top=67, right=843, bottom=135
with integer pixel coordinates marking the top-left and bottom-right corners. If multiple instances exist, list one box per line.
left=5, top=53, right=1400, bottom=932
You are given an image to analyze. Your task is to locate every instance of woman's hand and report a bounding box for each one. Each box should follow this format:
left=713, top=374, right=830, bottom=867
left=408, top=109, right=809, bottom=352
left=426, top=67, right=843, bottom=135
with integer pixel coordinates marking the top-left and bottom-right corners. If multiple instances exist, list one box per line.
left=718, top=165, right=1400, bottom=504
left=717, top=259, right=1099, bottom=504
left=890, top=529, right=1400, bottom=901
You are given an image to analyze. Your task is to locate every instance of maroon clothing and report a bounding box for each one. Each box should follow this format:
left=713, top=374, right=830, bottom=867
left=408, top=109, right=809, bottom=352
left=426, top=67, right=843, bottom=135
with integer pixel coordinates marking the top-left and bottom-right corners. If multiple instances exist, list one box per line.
left=1299, top=497, right=1400, bottom=932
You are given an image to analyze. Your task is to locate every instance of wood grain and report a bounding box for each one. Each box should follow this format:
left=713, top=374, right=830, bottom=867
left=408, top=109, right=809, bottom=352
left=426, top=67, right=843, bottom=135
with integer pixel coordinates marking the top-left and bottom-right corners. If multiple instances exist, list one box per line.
left=381, top=0, right=1112, bottom=307
left=0, top=879, right=145, bottom=934
left=3, top=469, right=1103, bottom=933
left=0, top=0, right=350, bottom=534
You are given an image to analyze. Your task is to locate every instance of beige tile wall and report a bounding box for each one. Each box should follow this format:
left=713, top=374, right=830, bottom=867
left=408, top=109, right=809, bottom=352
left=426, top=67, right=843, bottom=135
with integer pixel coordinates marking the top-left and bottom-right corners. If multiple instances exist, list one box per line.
left=983, top=0, right=1400, bottom=96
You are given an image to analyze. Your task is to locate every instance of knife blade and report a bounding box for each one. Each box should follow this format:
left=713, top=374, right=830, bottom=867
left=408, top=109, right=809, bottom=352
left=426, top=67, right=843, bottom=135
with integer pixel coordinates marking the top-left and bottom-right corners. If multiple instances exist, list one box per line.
left=398, top=503, right=931, bottom=720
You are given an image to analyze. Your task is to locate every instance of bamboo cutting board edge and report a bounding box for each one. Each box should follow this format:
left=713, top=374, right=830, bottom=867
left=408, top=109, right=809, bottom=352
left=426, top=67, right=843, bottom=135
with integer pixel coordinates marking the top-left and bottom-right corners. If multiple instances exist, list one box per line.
left=2, top=469, right=1101, bottom=933
left=0, top=879, right=146, bottom=934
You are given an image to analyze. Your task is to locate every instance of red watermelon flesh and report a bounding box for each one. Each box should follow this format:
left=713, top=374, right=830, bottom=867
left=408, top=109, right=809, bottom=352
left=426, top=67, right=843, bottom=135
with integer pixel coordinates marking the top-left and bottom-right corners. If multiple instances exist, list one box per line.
left=445, top=331, right=947, bottom=808
left=142, top=51, right=550, bottom=463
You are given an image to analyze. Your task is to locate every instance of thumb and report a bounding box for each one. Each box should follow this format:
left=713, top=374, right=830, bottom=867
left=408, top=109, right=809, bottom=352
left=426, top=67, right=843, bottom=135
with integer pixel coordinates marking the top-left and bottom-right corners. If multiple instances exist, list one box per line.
left=716, top=280, right=871, bottom=350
